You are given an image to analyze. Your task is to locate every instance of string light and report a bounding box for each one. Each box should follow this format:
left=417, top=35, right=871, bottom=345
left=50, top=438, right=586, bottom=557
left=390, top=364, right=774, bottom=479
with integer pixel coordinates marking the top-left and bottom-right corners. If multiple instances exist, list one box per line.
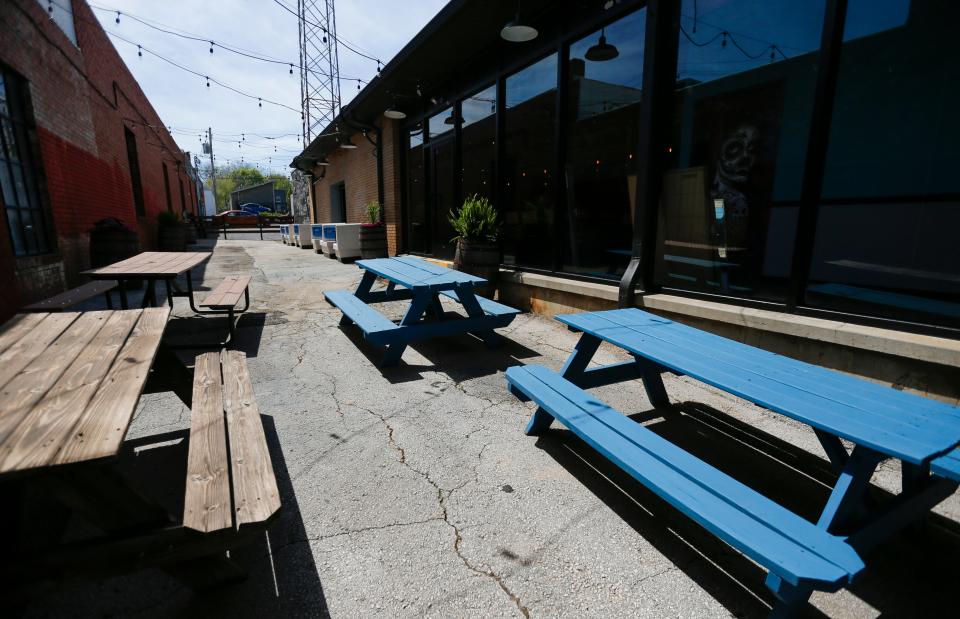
left=205, top=75, right=210, bottom=87
left=209, top=41, right=214, bottom=54
left=115, top=11, right=120, bottom=24
left=258, top=98, right=262, bottom=108
left=137, top=44, right=142, bottom=57
left=47, top=1, right=53, bottom=14
left=289, top=63, right=294, bottom=75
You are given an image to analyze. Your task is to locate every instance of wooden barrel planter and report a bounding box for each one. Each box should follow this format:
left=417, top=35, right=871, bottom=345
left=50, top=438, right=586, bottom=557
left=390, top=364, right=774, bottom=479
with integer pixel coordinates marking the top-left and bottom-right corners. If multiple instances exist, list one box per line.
left=454, top=239, right=499, bottom=297
left=158, top=224, right=187, bottom=252
left=359, top=223, right=388, bottom=259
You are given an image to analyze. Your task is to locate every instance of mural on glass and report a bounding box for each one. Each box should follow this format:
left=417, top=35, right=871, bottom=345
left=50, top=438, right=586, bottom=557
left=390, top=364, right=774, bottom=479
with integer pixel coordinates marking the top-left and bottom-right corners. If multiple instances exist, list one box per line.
left=653, top=0, right=826, bottom=301
left=502, top=54, right=558, bottom=269
left=806, top=0, right=960, bottom=328
left=562, top=8, right=646, bottom=278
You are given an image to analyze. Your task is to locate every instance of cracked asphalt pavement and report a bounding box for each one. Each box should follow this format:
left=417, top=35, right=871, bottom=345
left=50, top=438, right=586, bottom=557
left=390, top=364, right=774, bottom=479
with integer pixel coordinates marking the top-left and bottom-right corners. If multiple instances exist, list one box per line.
left=23, top=239, right=960, bottom=618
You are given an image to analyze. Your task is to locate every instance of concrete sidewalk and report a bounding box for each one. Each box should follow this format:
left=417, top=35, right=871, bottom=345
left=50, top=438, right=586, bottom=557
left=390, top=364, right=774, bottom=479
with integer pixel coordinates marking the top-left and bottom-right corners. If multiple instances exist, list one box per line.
left=24, top=239, right=960, bottom=618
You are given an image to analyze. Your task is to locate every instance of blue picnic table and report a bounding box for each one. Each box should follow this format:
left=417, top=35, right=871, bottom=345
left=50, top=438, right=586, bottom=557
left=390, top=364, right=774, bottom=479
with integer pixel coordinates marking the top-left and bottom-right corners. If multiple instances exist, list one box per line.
left=325, top=256, right=520, bottom=366
left=506, top=307, right=960, bottom=616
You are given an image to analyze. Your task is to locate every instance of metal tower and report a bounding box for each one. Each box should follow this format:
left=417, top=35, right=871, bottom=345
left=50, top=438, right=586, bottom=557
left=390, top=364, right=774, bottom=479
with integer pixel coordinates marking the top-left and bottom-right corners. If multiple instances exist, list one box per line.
left=298, top=0, right=341, bottom=147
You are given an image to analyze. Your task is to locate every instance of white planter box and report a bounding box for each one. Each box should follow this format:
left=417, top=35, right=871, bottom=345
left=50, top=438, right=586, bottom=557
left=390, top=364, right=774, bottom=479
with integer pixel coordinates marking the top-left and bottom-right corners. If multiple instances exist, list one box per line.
left=311, top=224, right=328, bottom=253
left=279, top=224, right=289, bottom=244
left=333, top=224, right=362, bottom=261
left=293, top=223, right=312, bottom=248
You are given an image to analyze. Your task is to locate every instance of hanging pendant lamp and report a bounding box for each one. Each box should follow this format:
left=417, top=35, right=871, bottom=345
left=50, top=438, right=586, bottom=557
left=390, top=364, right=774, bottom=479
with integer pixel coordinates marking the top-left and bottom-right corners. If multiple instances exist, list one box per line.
left=585, top=28, right=619, bottom=61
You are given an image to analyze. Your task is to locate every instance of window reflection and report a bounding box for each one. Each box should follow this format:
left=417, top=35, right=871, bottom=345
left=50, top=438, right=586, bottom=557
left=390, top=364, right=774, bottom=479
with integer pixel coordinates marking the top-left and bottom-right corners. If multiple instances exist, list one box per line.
left=562, top=8, right=645, bottom=278
left=461, top=84, right=496, bottom=205
left=406, top=125, right=427, bottom=253
left=654, top=0, right=826, bottom=301
left=806, top=0, right=960, bottom=327
left=503, top=54, right=558, bottom=268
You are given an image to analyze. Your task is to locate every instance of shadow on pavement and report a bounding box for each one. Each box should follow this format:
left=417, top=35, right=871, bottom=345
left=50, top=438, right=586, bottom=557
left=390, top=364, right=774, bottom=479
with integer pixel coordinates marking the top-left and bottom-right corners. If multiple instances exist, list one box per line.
left=525, top=400, right=960, bottom=618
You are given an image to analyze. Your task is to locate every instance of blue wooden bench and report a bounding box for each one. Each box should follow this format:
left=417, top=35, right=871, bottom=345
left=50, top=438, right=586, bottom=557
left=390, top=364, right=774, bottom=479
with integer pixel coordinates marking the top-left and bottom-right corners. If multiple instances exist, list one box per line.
left=325, top=256, right=519, bottom=366
left=506, top=307, right=960, bottom=615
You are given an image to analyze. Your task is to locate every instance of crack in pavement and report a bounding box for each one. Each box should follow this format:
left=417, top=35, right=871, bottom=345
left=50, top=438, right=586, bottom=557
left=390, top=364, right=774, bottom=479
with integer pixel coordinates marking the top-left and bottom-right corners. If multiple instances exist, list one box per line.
left=358, top=404, right=531, bottom=618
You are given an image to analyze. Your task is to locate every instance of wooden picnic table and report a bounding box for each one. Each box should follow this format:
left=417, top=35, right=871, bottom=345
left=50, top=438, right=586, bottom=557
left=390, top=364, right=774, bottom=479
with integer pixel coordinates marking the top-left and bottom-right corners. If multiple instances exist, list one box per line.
left=83, top=251, right=211, bottom=310
left=0, top=308, right=277, bottom=594
left=0, top=308, right=180, bottom=476
left=325, top=256, right=520, bottom=366
left=506, top=307, right=960, bottom=615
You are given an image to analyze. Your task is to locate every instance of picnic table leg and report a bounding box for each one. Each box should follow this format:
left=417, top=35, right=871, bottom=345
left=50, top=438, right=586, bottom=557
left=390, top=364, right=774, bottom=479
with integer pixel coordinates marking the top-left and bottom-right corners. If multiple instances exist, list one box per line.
left=143, top=279, right=157, bottom=308
left=379, top=290, right=433, bottom=366
left=163, top=279, right=174, bottom=309
left=352, top=270, right=378, bottom=302
left=428, top=293, right=445, bottom=320
left=455, top=283, right=502, bottom=348
left=118, top=280, right=129, bottom=309
left=816, top=445, right=883, bottom=533
left=635, top=356, right=670, bottom=409
left=765, top=573, right=813, bottom=618
left=527, top=333, right=602, bottom=436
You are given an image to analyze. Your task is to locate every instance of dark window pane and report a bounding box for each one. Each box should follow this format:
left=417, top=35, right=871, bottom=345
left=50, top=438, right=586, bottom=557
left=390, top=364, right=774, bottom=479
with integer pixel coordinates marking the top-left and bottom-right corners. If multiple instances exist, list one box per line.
left=806, top=0, right=960, bottom=327
left=654, top=0, right=825, bottom=301
left=406, top=126, right=427, bottom=253
left=429, top=139, right=456, bottom=259
left=503, top=54, right=558, bottom=268
left=0, top=161, right=15, bottom=206
left=461, top=84, right=496, bottom=205
left=6, top=208, right=24, bottom=255
left=428, top=107, right=454, bottom=140
left=562, top=8, right=646, bottom=279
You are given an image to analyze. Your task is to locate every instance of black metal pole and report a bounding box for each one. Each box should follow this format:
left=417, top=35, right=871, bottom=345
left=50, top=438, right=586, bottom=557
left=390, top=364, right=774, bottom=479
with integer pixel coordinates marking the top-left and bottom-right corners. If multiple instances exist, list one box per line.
left=618, top=0, right=681, bottom=307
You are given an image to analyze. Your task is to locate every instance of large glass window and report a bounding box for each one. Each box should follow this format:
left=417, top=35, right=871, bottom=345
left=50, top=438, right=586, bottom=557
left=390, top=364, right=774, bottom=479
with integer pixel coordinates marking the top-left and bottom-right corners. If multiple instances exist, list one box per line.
left=406, top=125, right=427, bottom=252
left=805, top=0, right=960, bottom=328
left=0, top=69, right=53, bottom=257
left=460, top=84, right=496, bottom=204
left=503, top=54, right=558, bottom=269
left=653, top=0, right=826, bottom=301
left=562, top=9, right=646, bottom=279
left=426, top=108, right=456, bottom=258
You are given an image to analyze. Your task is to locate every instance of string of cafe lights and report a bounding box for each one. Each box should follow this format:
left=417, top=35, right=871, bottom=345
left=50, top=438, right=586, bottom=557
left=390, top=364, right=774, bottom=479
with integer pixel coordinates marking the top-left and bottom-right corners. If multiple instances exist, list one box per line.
left=84, top=2, right=375, bottom=89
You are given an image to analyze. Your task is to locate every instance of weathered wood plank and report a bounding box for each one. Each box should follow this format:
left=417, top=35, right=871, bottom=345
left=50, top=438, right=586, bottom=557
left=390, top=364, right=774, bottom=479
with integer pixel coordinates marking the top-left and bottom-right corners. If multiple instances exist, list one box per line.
left=53, top=308, right=170, bottom=465
left=0, top=313, right=80, bottom=391
left=22, top=281, right=117, bottom=311
left=0, top=312, right=47, bottom=356
left=221, top=350, right=280, bottom=527
left=0, top=310, right=142, bottom=473
left=183, top=352, right=232, bottom=533
left=0, top=311, right=111, bottom=454
left=201, top=276, right=251, bottom=308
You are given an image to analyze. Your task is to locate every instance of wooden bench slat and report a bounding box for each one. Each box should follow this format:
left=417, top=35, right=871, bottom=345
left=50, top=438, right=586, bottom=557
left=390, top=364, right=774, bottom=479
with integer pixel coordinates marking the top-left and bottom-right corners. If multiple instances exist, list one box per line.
left=438, top=289, right=519, bottom=317
left=0, top=312, right=112, bottom=454
left=183, top=352, right=233, bottom=533
left=53, top=308, right=171, bottom=466
left=221, top=350, right=281, bottom=527
left=0, top=313, right=80, bottom=392
left=931, top=449, right=960, bottom=482
left=506, top=364, right=864, bottom=589
left=558, top=310, right=954, bottom=465
left=0, top=310, right=141, bottom=472
left=200, top=276, right=252, bottom=309
left=324, top=290, right=402, bottom=345
left=22, top=281, right=117, bottom=311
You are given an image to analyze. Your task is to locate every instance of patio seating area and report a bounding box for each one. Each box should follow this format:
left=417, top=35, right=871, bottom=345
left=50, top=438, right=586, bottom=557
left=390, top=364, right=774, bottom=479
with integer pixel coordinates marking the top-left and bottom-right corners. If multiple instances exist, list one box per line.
left=8, top=238, right=960, bottom=618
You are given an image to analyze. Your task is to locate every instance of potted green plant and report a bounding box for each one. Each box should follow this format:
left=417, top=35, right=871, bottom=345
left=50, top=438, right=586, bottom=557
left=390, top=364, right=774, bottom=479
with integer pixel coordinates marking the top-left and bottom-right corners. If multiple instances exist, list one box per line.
left=449, top=194, right=500, bottom=296
left=358, top=200, right=388, bottom=259
left=157, top=209, right=187, bottom=251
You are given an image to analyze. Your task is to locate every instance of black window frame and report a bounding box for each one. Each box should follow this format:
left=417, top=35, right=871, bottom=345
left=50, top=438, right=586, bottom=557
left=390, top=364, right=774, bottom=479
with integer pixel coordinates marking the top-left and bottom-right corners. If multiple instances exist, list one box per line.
left=0, top=66, right=56, bottom=258
left=124, top=126, right=146, bottom=217
left=161, top=162, right=173, bottom=212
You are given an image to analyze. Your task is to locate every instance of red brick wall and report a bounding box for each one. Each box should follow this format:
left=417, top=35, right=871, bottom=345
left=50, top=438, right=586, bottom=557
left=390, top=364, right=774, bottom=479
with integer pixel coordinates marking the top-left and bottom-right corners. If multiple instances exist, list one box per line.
left=309, top=118, right=403, bottom=255
left=0, top=0, right=193, bottom=320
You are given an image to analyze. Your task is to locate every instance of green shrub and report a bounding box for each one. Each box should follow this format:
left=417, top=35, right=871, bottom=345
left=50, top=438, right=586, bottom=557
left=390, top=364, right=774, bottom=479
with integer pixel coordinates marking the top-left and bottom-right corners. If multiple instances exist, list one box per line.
left=365, top=200, right=382, bottom=224
left=157, top=210, right=181, bottom=226
left=449, top=194, right=499, bottom=243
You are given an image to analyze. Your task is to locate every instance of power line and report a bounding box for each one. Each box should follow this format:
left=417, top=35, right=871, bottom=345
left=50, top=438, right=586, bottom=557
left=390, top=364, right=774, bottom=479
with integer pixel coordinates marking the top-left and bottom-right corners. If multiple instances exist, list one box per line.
left=86, top=2, right=372, bottom=83
left=106, top=30, right=302, bottom=114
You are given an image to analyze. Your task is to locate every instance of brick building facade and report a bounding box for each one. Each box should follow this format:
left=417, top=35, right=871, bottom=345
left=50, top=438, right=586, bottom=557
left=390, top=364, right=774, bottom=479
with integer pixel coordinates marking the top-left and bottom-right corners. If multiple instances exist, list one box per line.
left=307, top=119, right=403, bottom=256
left=0, top=0, right=196, bottom=321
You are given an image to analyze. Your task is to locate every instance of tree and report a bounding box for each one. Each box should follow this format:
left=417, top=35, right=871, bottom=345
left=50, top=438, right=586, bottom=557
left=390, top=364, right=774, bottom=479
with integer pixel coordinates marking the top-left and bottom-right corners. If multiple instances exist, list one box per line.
left=203, top=165, right=267, bottom=211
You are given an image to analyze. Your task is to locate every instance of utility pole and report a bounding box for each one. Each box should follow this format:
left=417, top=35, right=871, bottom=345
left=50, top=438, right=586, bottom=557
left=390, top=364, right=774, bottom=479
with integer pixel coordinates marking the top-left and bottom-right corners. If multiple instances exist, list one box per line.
left=207, top=127, right=217, bottom=212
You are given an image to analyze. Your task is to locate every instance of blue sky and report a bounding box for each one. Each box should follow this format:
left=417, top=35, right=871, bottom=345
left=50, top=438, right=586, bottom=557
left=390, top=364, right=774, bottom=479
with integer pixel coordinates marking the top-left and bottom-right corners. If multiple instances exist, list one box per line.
left=91, top=0, right=447, bottom=176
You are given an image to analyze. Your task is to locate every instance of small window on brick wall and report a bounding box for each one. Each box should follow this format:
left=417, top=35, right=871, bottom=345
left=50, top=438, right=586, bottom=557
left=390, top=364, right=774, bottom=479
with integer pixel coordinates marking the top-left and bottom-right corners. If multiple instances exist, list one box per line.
left=0, top=68, right=55, bottom=257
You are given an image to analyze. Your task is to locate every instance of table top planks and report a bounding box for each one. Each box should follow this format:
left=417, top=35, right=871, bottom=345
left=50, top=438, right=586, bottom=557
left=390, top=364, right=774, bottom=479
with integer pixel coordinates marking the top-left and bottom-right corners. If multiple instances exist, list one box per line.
left=357, top=256, right=485, bottom=290
left=0, top=308, right=171, bottom=476
left=83, top=251, right=211, bottom=278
